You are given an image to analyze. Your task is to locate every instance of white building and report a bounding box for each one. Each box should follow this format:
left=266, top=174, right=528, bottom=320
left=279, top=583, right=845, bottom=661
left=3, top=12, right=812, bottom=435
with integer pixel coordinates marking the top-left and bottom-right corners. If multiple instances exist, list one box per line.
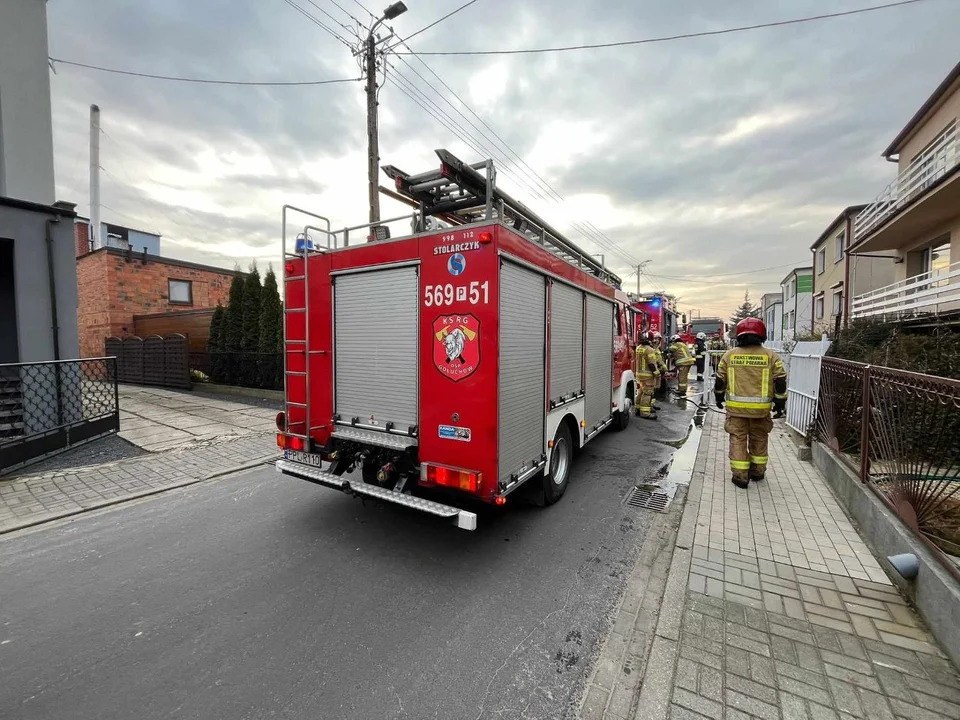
left=761, top=292, right=784, bottom=342
left=0, top=0, right=56, bottom=205
left=780, top=267, right=814, bottom=340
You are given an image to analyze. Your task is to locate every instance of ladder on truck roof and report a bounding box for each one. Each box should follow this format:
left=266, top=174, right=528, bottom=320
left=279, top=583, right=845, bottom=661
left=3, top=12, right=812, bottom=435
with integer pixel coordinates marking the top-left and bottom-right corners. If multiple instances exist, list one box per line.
left=381, top=149, right=623, bottom=288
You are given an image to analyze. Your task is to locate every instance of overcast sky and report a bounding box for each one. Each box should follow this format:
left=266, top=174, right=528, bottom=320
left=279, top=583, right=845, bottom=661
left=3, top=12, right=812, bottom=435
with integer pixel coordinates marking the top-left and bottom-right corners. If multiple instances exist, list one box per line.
left=47, top=0, right=959, bottom=318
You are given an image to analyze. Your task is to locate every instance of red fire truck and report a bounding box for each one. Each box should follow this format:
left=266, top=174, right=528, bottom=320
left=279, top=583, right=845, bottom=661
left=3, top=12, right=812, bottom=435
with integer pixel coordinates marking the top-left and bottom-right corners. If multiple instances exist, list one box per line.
left=679, top=317, right=727, bottom=345
left=629, top=293, right=679, bottom=343
left=275, top=150, right=637, bottom=530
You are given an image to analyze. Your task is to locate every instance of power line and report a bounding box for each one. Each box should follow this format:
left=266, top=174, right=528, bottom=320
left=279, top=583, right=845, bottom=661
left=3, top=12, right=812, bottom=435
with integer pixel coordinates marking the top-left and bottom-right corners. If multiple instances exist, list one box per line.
left=282, top=0, right=356, bottom=49
left=384, top=40, right=641, bottom=268
left=50, top=57, right=361, bottom=86
left=394, top=0, right=931, bottom=56
left=652, top=262, right=807, bottom=280
left=301, top=0, right=359, bottom=40
left=387, top=0, right=480, bottom=49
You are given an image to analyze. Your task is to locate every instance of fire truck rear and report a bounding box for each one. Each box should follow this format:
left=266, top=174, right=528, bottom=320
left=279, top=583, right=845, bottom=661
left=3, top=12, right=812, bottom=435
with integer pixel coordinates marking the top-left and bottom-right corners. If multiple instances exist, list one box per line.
left=275, top=150, right=636, bottom=530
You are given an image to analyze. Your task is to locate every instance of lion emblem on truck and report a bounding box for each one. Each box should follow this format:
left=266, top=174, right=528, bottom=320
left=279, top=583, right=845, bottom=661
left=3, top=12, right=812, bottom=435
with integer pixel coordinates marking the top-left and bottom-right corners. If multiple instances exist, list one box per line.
left=432, top=314, right=481, bottom=382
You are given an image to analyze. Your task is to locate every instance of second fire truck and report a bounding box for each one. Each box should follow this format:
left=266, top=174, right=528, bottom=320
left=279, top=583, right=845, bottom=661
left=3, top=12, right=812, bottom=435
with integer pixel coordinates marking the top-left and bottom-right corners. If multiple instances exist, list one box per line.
left=275, top=150, right=638, bottom=530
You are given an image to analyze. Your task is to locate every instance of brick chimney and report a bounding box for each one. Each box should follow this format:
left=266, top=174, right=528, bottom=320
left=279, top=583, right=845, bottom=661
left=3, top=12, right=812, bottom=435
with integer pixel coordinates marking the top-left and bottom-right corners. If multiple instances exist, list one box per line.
left=75, top=220, right=91, bottom=257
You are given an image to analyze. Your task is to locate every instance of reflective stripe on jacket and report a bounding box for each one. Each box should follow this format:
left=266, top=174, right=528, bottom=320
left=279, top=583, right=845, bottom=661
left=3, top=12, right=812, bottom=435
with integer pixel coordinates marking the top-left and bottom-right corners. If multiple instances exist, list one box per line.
left=668, top=342, right=696, bottom=366
left=654, top=349, right=668, bottom=372
left=716, top=346, right=787, bottom=418
left=634, top=345, right=660, bottom=380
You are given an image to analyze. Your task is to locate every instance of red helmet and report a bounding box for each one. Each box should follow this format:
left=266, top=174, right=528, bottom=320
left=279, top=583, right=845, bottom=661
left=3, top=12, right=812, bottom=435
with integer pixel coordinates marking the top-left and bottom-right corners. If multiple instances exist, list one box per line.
left=735, top=317, right=767, bottom=341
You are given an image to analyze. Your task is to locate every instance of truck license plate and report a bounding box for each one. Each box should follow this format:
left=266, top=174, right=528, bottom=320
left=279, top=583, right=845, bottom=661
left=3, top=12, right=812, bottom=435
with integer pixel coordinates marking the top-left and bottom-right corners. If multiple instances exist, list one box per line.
left=283, top=450, right=324, bottom=467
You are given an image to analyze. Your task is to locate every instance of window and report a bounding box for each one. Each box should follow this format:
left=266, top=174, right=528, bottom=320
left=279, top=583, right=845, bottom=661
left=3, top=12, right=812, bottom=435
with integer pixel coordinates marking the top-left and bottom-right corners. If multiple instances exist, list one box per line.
left=835, top=230, right=845, bottom=263
left=832, top=290, right=842, bottom=316
left=817, top=249, right=826, bottom=275
left=168, top=279, right=193, bottom=304
left=815, top=296, right=824, bottom=319
left=922, top=238, right=951, bottom=287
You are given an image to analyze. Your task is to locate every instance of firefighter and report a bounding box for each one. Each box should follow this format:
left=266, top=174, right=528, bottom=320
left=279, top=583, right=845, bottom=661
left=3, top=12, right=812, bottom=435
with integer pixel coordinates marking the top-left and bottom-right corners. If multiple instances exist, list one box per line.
left=714, top=318, right=788, bottom=489
left=633, top=331, right=660, bottom=420
left=694, top=332, right=707, bottom=381
left=667, top=334, right=696, bottom=394
left=652, top=332, right=668, bottom=401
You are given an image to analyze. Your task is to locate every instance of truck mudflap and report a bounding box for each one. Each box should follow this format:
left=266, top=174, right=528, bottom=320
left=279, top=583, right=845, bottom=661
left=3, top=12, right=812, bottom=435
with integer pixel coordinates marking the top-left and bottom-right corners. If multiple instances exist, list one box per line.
left=275, top=459, right=478, bottom=531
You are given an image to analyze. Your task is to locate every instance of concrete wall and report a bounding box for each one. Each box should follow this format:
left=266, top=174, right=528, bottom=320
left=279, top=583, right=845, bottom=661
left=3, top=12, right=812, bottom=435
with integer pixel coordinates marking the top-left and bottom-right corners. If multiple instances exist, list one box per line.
left=0, top=202, right=79, bottom=362
left=849, top=254, right=897, bottom=297
left=0, top=0, right=55, bottom=204
left=897, top=77, right=960, bottom=169
left=813, top=443, right=960, bottom=668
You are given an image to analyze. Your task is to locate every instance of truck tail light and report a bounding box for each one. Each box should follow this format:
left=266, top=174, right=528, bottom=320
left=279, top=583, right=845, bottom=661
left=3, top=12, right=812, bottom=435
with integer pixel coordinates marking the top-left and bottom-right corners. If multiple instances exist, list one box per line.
left=478, top=231, right=492, bottom=244
left=276, top=411, right=286, bottom=431
left=276, top=434, right=305, bottom=451
left=424, top=464, right=480, bottom=493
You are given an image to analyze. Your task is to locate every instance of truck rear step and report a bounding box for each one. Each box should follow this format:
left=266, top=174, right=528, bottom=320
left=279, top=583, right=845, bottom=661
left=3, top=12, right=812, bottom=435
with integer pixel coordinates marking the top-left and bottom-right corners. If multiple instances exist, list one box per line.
left=275, top=460, right=477, bottom=531
left=331, top=426, right=418, bottom=450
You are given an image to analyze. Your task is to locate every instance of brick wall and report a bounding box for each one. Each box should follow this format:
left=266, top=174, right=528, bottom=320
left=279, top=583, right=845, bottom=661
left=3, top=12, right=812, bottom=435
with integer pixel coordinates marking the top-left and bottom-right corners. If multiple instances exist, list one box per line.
left=76, top=251, right=112, bottom=357
left=74, top=220, right=91, bottom=257
left=76, top=248, right=236, bottom=357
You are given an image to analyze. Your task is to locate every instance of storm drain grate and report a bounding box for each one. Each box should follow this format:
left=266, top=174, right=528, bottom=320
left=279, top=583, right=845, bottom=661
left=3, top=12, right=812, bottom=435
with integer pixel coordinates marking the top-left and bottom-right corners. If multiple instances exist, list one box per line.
left=625, top=488, right=671, bottom=513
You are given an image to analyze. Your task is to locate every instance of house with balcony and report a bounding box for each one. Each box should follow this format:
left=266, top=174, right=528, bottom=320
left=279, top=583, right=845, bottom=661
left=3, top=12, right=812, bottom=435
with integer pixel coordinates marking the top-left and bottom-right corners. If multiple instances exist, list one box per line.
left=810, top=205, right=896, bottom=332
left=849, top=60, right=960, bottom=322
left=760, top=292, right=784, bottom=342
left=780, top=267, right=813, bottom=340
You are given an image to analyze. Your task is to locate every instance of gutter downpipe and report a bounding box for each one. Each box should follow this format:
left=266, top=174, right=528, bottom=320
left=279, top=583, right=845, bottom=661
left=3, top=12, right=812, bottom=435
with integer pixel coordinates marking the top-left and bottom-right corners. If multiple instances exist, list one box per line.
left=844, top=213, right=853, bottom=329
left=45, top=216, right=64, bottom=425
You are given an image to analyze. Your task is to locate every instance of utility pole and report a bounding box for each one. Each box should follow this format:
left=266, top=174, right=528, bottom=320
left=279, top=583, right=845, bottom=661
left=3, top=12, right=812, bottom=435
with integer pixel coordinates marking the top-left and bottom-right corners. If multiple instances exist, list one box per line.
left=365, top=33, right=380, bottom=227
left=635, top=261, right=650, bottom=295
left=89, top=104, right=101, bottom=250
left=364, top=2, right=408, bottom=227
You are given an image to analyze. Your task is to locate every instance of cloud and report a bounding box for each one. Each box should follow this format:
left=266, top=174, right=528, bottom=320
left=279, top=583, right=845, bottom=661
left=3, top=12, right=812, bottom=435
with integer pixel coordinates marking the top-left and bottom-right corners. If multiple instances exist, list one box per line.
left=46, top=0, right=960, bottom=316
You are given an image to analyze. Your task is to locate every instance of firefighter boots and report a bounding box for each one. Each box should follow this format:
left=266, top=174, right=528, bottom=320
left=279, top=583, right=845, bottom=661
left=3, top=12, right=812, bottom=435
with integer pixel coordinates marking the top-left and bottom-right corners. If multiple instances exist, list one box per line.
left=731, top=472, right=750, bottom=489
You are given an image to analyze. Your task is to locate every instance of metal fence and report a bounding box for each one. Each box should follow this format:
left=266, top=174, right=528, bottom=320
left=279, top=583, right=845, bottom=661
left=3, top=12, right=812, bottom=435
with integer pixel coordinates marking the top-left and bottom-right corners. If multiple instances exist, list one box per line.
left=817, top=357, right=960, bottom=578
left=0, top=358, right=120, bottom=474
left=189, top=351, right=283, bottom=391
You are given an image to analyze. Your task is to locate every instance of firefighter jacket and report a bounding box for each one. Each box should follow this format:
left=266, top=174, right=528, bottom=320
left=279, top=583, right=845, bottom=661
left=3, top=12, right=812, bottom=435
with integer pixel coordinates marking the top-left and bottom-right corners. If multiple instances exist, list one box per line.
left=653, top=348, right=668, bottom=374
left=715, top=345, right=788, bottom=418
left=667, top=341, right=696, bottom=367
left=694, top=339, right=707, bottom=358
left=634, top=345, right=660, bottom=380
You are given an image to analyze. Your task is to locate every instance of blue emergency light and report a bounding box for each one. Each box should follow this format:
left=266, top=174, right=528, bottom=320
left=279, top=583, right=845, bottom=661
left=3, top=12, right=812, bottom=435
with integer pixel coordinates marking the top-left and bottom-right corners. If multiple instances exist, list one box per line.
left=295, top=234, right=314, bottom=253
left=651, top=298, right=661, bottom=309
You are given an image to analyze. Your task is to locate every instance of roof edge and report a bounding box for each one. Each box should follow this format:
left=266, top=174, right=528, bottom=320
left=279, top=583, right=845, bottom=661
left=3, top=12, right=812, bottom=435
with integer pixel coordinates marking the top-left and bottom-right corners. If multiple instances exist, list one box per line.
left=882, top=60, right=960, bottom=158
left=809, top=204, right=868, bottom=250
left=79, top=246, right=242, bottom=276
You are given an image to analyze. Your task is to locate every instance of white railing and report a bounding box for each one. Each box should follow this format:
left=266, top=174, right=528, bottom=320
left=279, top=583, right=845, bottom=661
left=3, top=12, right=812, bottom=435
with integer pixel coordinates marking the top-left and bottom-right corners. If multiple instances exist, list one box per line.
left=854, top=121, right=959, bottom=244
left=851, top=260, right=960, bottom=318
left=784, top=338, right=831, bottom=436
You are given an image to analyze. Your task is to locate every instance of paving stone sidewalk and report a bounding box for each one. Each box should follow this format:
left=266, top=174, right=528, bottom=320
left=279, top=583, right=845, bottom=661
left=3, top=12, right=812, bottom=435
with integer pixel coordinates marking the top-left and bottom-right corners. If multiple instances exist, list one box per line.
left=582, top=410, right=960, bottom=720
left=118, top=385, right=279, bottom=452
left=0, top=432, right=277, bottom=534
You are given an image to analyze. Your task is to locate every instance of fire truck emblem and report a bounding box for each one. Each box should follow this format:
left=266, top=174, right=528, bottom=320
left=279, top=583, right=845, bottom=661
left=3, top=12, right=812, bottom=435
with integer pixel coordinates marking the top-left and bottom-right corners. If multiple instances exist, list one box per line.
left=433, top=314, right=480, bottom=382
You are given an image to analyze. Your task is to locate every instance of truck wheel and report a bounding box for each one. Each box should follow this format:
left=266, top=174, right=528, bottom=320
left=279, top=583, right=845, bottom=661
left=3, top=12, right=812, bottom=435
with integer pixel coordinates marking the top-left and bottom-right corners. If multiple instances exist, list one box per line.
left=543, top=424, right=573, bottom=505
left=614, top=386, right=632, bottom=431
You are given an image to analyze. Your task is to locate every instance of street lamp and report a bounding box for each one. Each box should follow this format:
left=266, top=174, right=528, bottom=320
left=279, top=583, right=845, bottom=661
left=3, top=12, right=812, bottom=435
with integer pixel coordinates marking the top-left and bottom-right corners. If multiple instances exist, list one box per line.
left=366, top=2, right=408, bottom=227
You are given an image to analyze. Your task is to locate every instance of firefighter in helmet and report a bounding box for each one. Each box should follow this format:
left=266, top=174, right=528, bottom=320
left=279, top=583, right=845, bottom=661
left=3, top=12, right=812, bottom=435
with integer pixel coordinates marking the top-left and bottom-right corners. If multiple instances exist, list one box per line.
left=667, top=334, right=696, bottom=394
left=652, top=331, right=668, bottom=401
left=694, top=332, right=707, bottom=382
left=633, top=331, right=660, bottom=420
left=714, top=318, right=787, bottom=489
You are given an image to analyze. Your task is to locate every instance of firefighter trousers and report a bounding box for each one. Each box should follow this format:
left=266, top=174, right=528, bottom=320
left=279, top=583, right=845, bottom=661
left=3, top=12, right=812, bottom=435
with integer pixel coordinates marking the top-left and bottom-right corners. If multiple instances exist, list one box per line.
left=695, top=356, right=705, bottom=377
left=676, top=364, right=692, bottom=392
left=636, top=376, right=656, bottom=417
left=724, top=415, right=774, bottom=479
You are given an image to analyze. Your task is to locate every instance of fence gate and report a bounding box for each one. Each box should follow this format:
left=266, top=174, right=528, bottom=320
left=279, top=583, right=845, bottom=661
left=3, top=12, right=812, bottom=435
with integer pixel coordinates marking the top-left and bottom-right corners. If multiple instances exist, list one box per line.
left=785, top=338, right=831, bottom=435
left=105, top=334, right=190, bottom=389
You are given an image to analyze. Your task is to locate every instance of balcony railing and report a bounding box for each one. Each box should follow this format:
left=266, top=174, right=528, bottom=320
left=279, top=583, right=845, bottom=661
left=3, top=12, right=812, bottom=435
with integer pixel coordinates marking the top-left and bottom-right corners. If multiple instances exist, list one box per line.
left=851, top=260, right=960, bottom=318
left=854, top=122, right=959, bottom=244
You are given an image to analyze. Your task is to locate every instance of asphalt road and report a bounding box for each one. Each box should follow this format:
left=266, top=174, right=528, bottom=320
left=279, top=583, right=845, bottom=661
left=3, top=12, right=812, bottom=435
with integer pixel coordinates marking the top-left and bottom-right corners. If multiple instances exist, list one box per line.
left=0, top=396, right=697, bottom=720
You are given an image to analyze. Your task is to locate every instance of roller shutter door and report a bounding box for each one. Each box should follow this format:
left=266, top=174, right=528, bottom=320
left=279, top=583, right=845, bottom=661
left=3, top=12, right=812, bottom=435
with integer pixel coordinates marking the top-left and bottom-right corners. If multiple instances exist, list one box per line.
left=549, top=282, right=583, bottom=404
left=498, top=261, right=546, bottom=485
left=585, top=295, right=614, bottom=429
left=334, top=266, right=418, bottom=431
